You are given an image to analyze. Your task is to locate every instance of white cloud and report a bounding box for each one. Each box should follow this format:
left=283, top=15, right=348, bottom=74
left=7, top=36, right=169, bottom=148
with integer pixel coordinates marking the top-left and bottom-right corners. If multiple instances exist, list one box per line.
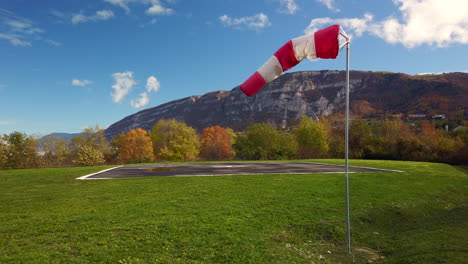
left=104, top=0, right=131, bottom=13
left=130, top=92, right=150, bottom=108
left=0, top=33, right=31, bottom=46
left=71, top=10, right=115, bottom=24
left=305, top=13, right=373, bottom=37
left=146, top=76, right=160, bottom=92
left=71, top=14, right=87, bottom=24
left=5, top=19, right=44, bottom=35
left=219, top=13, right=271, bottom=31
left=111, top=71, right=136, bottom=103
left=104, top=0, right=174, bottom=17
left=305, top=0, right=468, bottom=48
left=45, top=39, right=61, bottom=46
left=316, top=0, right=340, bottom=12
left=50, top=9, right=66, bottom=19
left=278, top=0, right=299, bottom=15
left=375, top=0, right=468, bottom=48
left=129, top=75, right=160, bottom=108
left=96, top=10, right=115, bottom=20
left=72, top=79, right=93, bottom=87
left=0, top=9, right=45, bottom=47
left=146, top=3, right=173, bottom=16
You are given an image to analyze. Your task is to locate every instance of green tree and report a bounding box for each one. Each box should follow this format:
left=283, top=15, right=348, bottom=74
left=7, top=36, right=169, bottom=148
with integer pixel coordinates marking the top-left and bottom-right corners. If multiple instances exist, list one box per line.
left=234, top=123, right=297, bottom=160
left=329, top=132, right=345, bottom=158
left=73, top=145, right=106, bottom=166
left=110, top=132, right=126, bottom=162
left=40, top=136, right=71, bottom=167
left=349, top=120, right=378, bottom=159
left=0, top=136, right=7, bottom=168
left=294, top=116, right=329, bottom=158
left=321, top=117, right=345, bottom=158
left=2, top=132, right=40, bottom=169
left=452, top=126, right=468, bottom=164
left=71, top=126, right=111, bottom=164
left=226, top=128, right=237, bottom=158
left=150, top=119, right=199, bottom=161
left=433, top=131, right=459, bottom=163
left=54, top=137, right=72, bottom=166
left=398, top=134, right=426, bottom=161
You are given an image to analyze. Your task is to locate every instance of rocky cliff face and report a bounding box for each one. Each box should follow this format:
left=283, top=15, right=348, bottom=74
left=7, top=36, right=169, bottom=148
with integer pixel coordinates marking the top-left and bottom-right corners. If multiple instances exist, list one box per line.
left=104, top=70, right=467, bottom=139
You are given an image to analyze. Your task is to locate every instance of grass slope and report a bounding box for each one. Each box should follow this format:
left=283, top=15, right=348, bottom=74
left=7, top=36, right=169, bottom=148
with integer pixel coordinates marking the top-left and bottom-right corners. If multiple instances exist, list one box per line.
left=0, top=160, right=466, bottom=263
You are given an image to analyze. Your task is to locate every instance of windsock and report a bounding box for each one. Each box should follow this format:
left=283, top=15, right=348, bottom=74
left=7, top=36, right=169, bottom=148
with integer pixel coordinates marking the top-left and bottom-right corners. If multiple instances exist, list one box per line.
left=240, top=24, right=343, bottom=96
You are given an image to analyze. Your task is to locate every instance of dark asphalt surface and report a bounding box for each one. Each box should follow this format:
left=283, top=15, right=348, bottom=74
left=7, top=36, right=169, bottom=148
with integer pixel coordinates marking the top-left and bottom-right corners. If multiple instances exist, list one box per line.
left=83, top=162, right=399, bottom=179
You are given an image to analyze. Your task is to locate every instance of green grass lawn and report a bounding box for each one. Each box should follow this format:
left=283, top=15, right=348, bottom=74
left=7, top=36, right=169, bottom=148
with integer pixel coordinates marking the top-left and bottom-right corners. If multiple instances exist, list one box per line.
left=0, top=160, right=466, bottom=263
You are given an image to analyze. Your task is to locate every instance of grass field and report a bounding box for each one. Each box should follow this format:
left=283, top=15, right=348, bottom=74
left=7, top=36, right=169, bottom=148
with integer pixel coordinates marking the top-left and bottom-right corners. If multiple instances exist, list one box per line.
left=0, top=160, right=466, bottom=263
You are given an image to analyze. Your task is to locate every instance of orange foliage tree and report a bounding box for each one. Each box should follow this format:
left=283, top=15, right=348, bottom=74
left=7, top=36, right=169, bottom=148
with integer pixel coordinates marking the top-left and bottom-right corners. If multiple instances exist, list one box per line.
left=119, top=128, right=155, bottom=163
left=200, top=126, right=235, bottom=160
left=420, top=120, right=437, bottom=138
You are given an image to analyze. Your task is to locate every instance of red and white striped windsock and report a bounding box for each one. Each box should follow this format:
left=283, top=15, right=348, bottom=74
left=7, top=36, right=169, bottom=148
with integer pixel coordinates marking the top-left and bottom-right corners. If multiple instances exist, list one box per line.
left=240, top=24, right=342, bottom=96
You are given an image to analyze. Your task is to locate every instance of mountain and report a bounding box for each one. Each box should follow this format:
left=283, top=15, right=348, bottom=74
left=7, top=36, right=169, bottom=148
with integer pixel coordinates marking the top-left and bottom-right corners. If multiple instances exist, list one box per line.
left=37, top=133, right=81, bottom=152
left=104, top=71, right=468, bottom=140
left=40, top=133, right=81, bottom=141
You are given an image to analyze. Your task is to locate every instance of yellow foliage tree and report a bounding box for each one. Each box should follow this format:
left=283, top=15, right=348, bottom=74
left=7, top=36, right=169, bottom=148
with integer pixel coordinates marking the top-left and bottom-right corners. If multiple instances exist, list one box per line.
left=150, top=119, right=199, bottom=161
left=119, top=128, right=155, bottom=163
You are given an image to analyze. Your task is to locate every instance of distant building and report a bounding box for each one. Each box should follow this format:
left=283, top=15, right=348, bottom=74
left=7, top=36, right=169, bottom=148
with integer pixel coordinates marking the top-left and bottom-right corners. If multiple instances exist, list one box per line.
left=407, top=114, right=427, bottom=120
left=406, top=114, right=446, bottom=120
left=432, top=114, right=446, bottom=120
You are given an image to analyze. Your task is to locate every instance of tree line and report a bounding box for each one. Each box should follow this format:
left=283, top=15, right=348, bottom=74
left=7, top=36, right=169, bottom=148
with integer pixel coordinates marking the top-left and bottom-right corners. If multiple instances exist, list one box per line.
left=0, top=117, right=467, bottom=169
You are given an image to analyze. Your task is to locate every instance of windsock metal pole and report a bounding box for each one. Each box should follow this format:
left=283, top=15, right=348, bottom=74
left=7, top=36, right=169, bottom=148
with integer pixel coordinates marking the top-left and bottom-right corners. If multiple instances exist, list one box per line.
left=344, top=36, right=351, bottom=254
left=239, top=25, right=352, bottom=252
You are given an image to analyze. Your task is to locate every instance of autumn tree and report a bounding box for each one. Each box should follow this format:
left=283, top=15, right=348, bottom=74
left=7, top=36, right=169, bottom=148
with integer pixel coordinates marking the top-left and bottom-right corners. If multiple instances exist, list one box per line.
left=200, top=126, right=235, bottom=160
left=150, top=119, right=199, bottom=161
left=234, top=123, right=297, bottom=160
left=420, top=120, right=436, bottom=138
left=119, top=128, right=154, bottom=163
left=375, top=119, right=410, bottom=160
left=416, top=120, right=439, bottom=161
left=294, top=116, right=329, bottom=158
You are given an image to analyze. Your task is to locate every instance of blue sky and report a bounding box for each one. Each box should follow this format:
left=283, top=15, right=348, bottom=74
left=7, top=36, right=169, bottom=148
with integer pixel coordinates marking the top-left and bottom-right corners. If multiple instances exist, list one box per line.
left=1, top=0, right=467, bottom=136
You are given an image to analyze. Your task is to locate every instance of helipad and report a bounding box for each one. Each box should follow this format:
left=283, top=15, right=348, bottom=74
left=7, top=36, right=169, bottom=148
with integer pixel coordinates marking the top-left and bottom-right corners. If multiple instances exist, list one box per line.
left=77, top=162, right=401, bottom=180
